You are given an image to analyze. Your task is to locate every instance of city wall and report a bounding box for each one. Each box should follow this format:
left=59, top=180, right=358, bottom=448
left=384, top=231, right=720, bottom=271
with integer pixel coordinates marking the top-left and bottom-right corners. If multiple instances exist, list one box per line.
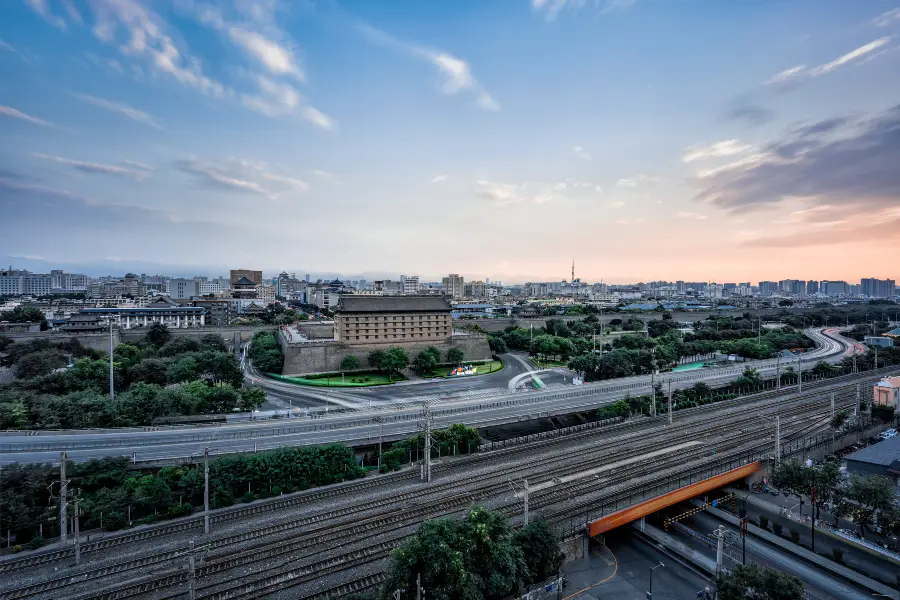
left=278, top=331, right=492, bottom=376
left=1, top=326, right=269, bottom=354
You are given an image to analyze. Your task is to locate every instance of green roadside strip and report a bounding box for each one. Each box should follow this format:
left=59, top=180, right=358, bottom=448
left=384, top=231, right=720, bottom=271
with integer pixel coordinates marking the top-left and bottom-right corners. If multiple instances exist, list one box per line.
left=421, top=359, right=505, bottom=379
left=264, top=371, right=406, bottom=387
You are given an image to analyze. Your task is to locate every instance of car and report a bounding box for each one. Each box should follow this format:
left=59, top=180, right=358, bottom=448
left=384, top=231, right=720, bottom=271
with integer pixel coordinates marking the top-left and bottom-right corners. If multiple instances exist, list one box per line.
left=880, top=430, right=897, bottom=439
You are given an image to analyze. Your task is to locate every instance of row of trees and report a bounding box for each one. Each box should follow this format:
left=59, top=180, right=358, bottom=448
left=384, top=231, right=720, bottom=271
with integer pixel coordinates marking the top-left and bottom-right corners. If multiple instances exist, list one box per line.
left=0, top=444, right=364, bottom=546
left=773, top=459, right=900, bottom=540
left=0, top=305, right=48, bottom=329
left=0, top=323, right=266, bottom=429
left=379, top=424, right=481, bottom=471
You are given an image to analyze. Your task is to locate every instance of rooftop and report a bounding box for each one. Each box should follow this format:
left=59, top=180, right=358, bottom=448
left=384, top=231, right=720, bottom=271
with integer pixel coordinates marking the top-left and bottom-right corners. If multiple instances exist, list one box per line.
left=233, top=276, right=256, bottom=286
left=845, top=434, right=900, bottom=467
left=335, top=295, right=451, bottom=313
left=875, top=376, right=900, bottom=388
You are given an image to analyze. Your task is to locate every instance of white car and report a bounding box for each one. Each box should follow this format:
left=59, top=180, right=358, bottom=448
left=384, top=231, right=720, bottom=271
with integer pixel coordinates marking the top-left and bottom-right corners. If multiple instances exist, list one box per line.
left=880, top=429, right=897, bottom=439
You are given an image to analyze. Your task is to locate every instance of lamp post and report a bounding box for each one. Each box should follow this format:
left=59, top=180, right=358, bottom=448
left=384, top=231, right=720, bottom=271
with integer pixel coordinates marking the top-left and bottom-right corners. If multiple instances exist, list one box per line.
left=648, top=562, right=665, bottom=599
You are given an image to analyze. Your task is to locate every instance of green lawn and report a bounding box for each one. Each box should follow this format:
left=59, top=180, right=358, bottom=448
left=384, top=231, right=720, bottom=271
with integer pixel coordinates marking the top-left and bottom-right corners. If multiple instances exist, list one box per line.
left=421, top=360, right=504, bottom=379
left=267, top=370, right=408, bottom=387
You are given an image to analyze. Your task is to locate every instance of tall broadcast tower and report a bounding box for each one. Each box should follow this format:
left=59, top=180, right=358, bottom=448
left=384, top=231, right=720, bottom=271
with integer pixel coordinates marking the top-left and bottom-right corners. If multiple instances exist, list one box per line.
left=571, top=258, right=575, bottom=284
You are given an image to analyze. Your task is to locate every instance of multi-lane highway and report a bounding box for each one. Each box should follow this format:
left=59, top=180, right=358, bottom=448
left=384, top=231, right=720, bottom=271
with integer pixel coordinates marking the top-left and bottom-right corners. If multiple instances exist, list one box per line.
left=0, top=328, right=865, bottom=465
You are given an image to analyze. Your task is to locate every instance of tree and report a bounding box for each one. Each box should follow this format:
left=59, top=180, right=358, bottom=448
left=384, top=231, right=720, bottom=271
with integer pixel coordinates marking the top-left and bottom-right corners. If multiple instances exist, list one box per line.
left=15, top=349, right=67, bottom=379
left=128, top=475, right=172, bottom=514
left=839, top=474, right=895, bottom=538
left=158, top=337, right=202, bottom=357
left=146, top=322, right=171, bottom=346
left=128, top=358, right=168, bottom=386
left=447, top=347, right=465, bottom=364
left=488, top=335, right=507, bottom=354
left=380, top=506, right=528, bottom=600
left=830, top=409, right=850, bottom=430
left=199, top=334, right=228, bottom=353
left=412, top=348, right=440, bottom=374
left=0, top=306, right=47, bottom=329
left=733, top=366, right=762, bottom=388
left=340, top=355, right=361, bottom=371
left=513, top=521, right=564, bottom=586
left=772, top=460, right=841, bottom=548
left=716, top=564, right=803, bottom=600
left=167, top=355, right=199, bottom=384
left=368, top=349, right=386, bottom=371
left=382, top=347, right=409, bottom=379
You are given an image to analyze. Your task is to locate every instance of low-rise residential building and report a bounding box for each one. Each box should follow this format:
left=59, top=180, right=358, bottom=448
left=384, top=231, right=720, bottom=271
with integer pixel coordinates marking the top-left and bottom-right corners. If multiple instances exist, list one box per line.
left=874, top=376, right=900, bottom=408
left=845, top=435, right=900, bottom=487
left=865, top=336, right=895, bottom=348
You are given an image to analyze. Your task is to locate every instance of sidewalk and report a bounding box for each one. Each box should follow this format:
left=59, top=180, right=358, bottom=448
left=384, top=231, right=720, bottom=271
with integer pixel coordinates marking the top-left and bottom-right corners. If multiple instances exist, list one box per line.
left=723, top=487, right=900, bottom=586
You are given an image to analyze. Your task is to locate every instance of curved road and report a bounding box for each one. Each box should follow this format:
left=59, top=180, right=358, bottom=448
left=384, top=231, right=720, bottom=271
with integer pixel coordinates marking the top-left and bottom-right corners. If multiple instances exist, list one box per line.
left=0, top=328, right=868, bottom=465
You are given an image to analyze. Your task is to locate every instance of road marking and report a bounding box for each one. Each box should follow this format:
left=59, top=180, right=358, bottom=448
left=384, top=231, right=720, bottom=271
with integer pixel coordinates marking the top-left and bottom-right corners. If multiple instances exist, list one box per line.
left=563, top=543, right=618, bottom=600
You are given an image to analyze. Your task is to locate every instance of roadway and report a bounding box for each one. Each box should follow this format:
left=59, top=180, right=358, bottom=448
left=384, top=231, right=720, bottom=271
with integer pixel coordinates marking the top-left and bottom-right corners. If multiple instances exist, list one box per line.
left=675, top=510, right=874, bottom=600
left=0, top=328, right=867, bottom=465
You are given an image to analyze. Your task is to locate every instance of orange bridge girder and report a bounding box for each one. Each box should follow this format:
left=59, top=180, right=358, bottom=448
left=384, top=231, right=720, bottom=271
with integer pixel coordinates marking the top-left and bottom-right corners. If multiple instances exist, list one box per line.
left=587, top=462, right=762, bottom=537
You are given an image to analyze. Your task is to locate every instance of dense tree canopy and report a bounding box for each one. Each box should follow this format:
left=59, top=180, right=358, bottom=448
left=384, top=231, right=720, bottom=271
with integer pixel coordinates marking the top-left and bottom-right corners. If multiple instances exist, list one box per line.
left=248, top=331, right=283, bottom=374
left=0, top=326, right=264, bottom=429
left=717, top=565, right=803, bottom=600
left=380, top=507, right=560, bottom=600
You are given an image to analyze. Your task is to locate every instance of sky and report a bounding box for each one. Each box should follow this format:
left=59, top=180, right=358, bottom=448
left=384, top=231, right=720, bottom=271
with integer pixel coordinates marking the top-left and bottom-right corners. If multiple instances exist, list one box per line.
left=1, top=0, right=899, bottom=284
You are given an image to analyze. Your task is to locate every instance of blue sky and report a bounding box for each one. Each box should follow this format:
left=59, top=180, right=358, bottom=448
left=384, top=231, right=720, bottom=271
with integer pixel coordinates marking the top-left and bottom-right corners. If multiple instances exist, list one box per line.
left=1, top=0, right=899, bottom=283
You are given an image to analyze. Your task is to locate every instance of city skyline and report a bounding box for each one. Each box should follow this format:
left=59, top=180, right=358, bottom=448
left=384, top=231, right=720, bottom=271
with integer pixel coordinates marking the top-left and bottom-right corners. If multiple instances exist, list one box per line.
left=2, top=1, right=900, bottom=282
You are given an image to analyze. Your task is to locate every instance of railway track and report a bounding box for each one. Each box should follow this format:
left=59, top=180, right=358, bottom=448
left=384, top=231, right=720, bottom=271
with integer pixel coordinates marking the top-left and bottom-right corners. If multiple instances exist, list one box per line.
left=48, top=392, right=848, bottom=600
left=1, top=362, right=884, bottom=580
left=0, top=380, right=866, bottom=600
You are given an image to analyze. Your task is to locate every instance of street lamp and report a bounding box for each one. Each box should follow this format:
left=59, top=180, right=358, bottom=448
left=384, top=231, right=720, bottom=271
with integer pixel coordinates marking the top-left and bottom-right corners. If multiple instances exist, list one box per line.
left=648, top=562, right=665, bottom=599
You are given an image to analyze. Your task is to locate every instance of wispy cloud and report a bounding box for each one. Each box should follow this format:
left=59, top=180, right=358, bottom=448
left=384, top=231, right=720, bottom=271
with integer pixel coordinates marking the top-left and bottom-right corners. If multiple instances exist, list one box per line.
left=61, top=0, right=83, bottom=25
left=186, top=1, right=331, bottom=128
left=122, top=160, right=155, bottom=171
left=766, top=37, right=892, bottom=86
left=177, top=157, right=308, bottom=198
left=605, top=200, right=625, bottom=208
left=89, top=0, right=228, bottom=98
left=683, top=140, right=754, bottom=163
left=358, top=23, right=499, bottom=112
left=809, top=37, right=891, bottom=76
left=874, top=8, right=900, bottom=28
left=32, top=153, right=151, bottom=180
left=26, top=0, right=66, bottom=29
left=0, top=37, right=28, bottom=61
left=431, top=175, right=449, bottom=183
left=69, top=91, right=164, bottom=130
left=531, top=0, right=636, bottom=22
left=311, top=169, right=339, bottom=183
left=675, top=211, right=708, bottom=220
left=765, top=65, right=806, bottom=85
left=616, top=174, right=662, bottom=188
left=573, top=145, right=593, bottom=161
left=476, top=178, right=602, bottom=205
left=0, top=105, right=56, bottom=127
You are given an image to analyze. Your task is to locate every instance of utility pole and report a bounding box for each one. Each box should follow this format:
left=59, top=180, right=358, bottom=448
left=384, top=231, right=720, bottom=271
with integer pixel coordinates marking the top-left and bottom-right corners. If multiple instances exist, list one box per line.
left=650, top=348, right=657, bottom=417
left=73, top=495, right=81, bottom=565
left=523, top=478, right=529, bottom=526
left=775, top=354, right=781, bottom=391
left=856, top=383, right=861, bottom=414
left=774, top=416, right=781, bottom=463
left=188, top=540, right=197, bottom=600
left=376, top=417, right=384, bottom=471
left=713, top=526, right=726, bottom=576
left=875, top=346, right=879, bottom=372
left=831, top=393, right=835, bottom=420
left=667, top=380, right=673, bottom=426
left=422, top=402, right=432, bottom=483
left=203, top=447, right=210, bottom=535
left=417, top=573, right=423, bottom=600
left=797, top=358, right=802, bottom=393
left=109, top=319, right=115, bottom=404
left=59, top=451, right=68, bottom=545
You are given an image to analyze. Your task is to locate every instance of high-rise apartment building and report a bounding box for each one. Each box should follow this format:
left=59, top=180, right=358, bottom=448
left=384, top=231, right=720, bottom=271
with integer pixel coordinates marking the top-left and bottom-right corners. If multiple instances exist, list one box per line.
left=758, top=281, right=778, bottom=296
left=400, top=275, right=420, bottom=294
left=861, top=278, right=896, bottom=298
left=825, top=281, right=850, bottom=296
left=806, top=280, right=819, bottom=295
left=442, top=274, right=464, bottom=299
